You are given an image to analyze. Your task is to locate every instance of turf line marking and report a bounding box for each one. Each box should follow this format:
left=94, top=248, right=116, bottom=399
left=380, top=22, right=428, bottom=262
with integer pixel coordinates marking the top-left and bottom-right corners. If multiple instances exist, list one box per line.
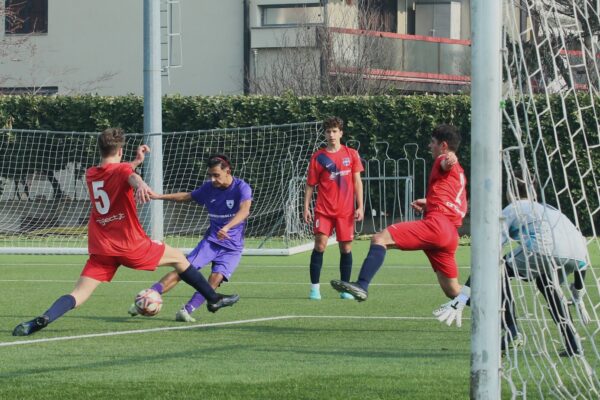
left=0, top=263, right=472, bottom=269
left=0, top=279, right=440, bottom=286
left=0, top=316, right=296, bottom=347
left=0, top=314, right=442, bottom=348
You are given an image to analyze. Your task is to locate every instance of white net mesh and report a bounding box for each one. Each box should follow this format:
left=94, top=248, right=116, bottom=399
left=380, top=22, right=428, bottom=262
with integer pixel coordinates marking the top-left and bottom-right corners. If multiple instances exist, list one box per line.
left=502, top=1, right=600, bottom=397
left=0, top=122, right=322, bottom=255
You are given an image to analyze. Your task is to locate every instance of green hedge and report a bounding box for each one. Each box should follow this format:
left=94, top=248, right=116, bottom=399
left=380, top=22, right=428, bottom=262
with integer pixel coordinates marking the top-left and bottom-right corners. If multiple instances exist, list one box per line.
left=0, top=93, right=470, bottom=159
left=0, top=93, right=598, bottom=233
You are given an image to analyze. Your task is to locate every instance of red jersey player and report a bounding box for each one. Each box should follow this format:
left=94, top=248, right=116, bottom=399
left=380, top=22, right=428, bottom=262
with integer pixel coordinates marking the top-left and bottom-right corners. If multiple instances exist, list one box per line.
left=304, top=116, right=364, bottom=300
left=13, top=128, right=239, bottom=336
left=331, top=124, right=469, bottom=306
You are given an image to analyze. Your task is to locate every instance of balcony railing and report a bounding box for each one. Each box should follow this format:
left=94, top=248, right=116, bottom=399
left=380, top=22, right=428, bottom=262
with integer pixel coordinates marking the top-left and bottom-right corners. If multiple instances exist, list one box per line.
left=328, top=27, right=471, bottom=86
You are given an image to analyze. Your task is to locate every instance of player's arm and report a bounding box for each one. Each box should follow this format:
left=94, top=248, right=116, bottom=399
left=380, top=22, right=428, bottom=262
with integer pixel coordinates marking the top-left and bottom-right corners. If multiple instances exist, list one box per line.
left=304, top=184, right=315, bottom=224
left=440, top=151, right=457, bottom=171
left=151, top=192, right=193, bottom=202
left=128, top=173, right=156, bottom=204
left=411, top=198, right=427, bottom=213
left=128, top=145, right=151, bottom=170
left=353, top=171, right=364, bottom=221
left=217, top=199, right=252, bottom=240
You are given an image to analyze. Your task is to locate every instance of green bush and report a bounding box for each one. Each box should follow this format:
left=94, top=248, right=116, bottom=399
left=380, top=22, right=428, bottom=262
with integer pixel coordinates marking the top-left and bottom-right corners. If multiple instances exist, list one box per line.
left=0, top=93, right=597, bottom=233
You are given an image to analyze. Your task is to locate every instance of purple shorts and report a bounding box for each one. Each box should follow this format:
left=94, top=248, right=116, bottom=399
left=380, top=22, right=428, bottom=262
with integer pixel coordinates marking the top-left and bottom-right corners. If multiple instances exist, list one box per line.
left=186, top=239, right=242, bottom=281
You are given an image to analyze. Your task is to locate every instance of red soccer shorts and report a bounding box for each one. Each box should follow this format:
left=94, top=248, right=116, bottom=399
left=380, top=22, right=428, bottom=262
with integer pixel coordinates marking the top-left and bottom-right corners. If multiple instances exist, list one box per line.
left=314, top=212, right=355, bottom=242
left=81, top=239, right=166, bottom=282
left=387, top=212, right=459, bottom=278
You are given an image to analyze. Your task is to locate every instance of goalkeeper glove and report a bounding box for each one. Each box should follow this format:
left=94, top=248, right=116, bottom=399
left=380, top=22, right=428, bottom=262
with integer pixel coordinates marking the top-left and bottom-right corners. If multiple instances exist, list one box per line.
left=433, top=286, right=471, bottom=328
left=570, top=283, right=591, bottom=325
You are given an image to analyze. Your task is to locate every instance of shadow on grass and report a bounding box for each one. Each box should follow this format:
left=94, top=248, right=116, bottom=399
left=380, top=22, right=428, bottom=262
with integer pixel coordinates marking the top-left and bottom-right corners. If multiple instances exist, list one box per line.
left=0, top=344, right=249, bottom=379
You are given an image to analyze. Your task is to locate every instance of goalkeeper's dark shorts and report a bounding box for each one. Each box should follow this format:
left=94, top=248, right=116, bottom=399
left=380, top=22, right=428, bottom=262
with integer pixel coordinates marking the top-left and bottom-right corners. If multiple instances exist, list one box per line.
left=387, top=212, right=459, bottom=279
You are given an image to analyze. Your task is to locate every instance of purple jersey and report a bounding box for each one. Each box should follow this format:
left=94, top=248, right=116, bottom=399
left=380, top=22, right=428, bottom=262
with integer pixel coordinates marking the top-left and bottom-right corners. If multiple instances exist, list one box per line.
left=190, top=177, right=252, bottom=251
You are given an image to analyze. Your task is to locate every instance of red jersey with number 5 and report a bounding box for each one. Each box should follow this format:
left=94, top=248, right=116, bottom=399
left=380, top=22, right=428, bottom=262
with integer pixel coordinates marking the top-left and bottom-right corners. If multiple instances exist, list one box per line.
left=425, top=155, right=468, bottom=227
left=86, top=163, right=148, bottom=255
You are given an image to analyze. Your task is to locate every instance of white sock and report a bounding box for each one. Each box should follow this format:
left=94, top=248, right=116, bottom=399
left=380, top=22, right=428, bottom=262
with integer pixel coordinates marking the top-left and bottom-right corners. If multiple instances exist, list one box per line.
left=311, top=283, right=320, bottom=290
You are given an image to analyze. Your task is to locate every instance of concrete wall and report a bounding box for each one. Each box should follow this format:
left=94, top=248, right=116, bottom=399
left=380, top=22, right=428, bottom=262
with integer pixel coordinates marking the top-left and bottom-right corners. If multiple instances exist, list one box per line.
left=0, top=0, right=244, bottom=95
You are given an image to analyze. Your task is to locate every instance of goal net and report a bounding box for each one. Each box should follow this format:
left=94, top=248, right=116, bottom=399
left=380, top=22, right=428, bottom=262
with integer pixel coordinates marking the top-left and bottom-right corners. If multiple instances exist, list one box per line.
left=501, top=0, right=600, bottom=397
left=0, top=122, right=322, bottom=255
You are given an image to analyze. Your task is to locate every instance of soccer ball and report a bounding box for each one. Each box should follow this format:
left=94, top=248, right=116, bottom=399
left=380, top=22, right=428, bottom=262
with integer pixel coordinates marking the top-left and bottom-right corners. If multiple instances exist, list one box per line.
left=134, top=289, right=163, bottom=317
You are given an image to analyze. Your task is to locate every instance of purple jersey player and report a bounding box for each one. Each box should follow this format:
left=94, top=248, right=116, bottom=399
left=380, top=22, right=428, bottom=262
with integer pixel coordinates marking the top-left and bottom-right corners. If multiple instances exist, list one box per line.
left=128, top=154, right=252, bottom=322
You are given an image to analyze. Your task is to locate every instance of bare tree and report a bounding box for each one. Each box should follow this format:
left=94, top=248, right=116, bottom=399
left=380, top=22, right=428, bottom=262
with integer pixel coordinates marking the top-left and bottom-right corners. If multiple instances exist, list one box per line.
left=250, top=0, right=399, bottom=95
left=507, top=0, right=600, bottom=92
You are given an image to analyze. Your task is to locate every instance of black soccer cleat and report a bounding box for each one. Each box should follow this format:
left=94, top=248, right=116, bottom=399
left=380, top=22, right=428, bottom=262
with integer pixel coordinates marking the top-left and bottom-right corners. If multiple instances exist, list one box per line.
left=559, top=341, right=583, bottom=358
left=330, top=280, right=368, bottom=302
left=207, top=294, right=240, bottom=313
left=12, top=315, right=49, bottom=337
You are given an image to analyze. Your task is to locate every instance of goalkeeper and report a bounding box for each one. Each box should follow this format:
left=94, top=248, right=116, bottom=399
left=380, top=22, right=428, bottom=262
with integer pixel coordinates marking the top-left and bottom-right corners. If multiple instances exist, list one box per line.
left=330, top=124, right=469, bottom=306
left=433, top=169, right=590, bottom=357
left=128, top=154, right=252, bottom=322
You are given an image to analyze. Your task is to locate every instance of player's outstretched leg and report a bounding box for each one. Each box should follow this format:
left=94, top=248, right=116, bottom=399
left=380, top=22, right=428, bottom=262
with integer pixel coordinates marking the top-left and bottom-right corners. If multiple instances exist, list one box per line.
left=162, top=246, right=240, bottom=313
left=330, top=243, right=387, bottom=301
left=13, top=293, right=78, bottom=337
left=330, top=280, right=368, bottom=301
left=12, top=316, right=49, bottom=336
left=206, top=294, right=240, bottom=313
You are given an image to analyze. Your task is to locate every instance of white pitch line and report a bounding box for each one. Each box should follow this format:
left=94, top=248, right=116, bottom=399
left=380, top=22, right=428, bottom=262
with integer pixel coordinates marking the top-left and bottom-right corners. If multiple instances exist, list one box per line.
left=0, top=263, right=472, bottom=269
left=0, top=316, right=295, bottom=347
left=0, top=314, right=440, bottom=348
left=0, top=279, right=440, bottom=286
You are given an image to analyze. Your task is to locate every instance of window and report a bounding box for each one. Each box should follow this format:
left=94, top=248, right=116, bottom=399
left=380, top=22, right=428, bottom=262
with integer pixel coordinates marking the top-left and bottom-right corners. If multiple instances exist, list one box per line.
left=359, top=0, right=397, bottom=32
left=261, top=4, right=323, bottom=27
left=5, top=0, right=48, bottom=34
left=0, top=86, right=58, bottom=95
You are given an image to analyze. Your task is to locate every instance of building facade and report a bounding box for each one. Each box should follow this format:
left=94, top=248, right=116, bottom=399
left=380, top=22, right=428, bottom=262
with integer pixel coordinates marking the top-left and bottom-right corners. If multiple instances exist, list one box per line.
left=0, top=0, right=478, bottom=95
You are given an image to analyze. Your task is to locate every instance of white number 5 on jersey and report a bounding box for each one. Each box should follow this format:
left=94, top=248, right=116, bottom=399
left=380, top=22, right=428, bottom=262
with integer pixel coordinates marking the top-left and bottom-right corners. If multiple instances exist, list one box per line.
left=92, top=181, right=110, bottom=214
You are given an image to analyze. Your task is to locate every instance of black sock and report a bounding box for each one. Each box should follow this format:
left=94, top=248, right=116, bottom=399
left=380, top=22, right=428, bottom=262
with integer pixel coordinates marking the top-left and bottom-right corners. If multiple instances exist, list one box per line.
left=178, top=266, right=218, bottom=303
left=340, top=252, right=352, bottom=282
left=357, top=244, right=386, bottom=291
left=309, top=250, right=324, bottom=284
left=43, top=294, right=76, bottom=323
left=502, top=272, right=518, bottom=336
left=535, top=275, right=579, bottom=353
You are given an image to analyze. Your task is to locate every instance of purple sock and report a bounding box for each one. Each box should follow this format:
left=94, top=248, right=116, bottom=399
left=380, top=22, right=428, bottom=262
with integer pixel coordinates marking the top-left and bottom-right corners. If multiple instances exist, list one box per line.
left=184, top=292, right=206, bottom=314
left=150, top=282, right=164, bottom=294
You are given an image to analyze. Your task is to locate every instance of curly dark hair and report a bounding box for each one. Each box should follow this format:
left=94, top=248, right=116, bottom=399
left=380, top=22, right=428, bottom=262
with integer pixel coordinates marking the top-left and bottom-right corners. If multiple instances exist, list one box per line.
left=431, top=124, right=461, bottom=151
left=323, top=116, right=344, bottom=130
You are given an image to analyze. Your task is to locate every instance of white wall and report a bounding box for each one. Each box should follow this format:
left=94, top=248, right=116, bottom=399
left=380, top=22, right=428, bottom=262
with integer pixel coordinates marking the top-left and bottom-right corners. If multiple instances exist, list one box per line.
left=0, top=0, right=244, bottom=95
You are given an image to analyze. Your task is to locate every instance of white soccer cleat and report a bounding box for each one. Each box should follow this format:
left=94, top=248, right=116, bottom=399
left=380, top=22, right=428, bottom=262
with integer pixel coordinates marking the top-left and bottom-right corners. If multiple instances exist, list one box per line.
left=127, top=303, right=139, bottom=317
left=175, top=308, right=196, bottom=323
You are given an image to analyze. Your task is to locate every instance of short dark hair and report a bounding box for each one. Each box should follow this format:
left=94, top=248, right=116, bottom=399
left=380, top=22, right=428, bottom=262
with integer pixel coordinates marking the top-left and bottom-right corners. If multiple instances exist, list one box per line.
left=207, top=154, right=231, bottom=170
left=98, top=128, right=125, bottom=157
left=323, top=116, right=344, bottom=130
left=431, top=124, right=461, bottom=152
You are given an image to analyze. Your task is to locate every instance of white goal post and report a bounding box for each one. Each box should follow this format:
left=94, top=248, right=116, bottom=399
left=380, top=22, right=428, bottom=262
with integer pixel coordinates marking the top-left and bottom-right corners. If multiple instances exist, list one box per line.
left=474, top=0, right=600, bottom=398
